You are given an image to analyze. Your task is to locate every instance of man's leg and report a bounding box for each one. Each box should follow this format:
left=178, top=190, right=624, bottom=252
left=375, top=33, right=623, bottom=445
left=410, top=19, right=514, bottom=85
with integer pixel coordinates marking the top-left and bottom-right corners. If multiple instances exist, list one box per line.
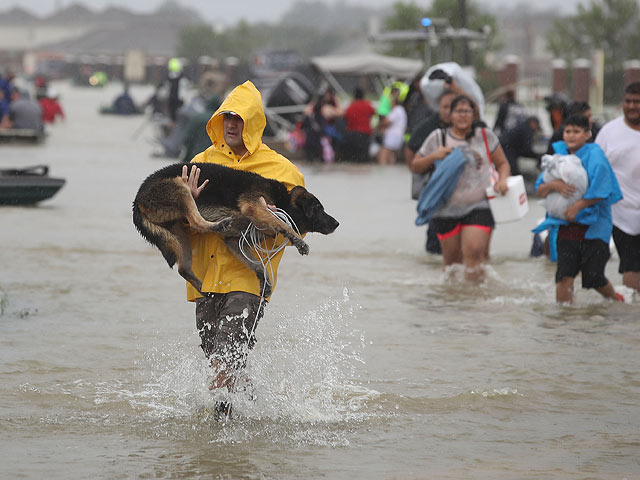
left=195, top=292, right=265, bottom=391
left=612, top=226, right=640, bottom=292
left=622, top=271, right=640, bottom=292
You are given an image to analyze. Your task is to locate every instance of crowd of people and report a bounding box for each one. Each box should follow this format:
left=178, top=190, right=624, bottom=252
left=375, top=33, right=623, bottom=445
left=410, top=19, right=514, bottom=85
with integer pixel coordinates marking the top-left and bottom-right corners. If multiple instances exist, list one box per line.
left=409, top=79, right=639, bottom=304
left=296, top=80, right=426, bottom=165
left=0, top=69, right=65, bottom=134
left=291, top=73, right=639, bottom=305
left=170, top=76, right=640, bottom=421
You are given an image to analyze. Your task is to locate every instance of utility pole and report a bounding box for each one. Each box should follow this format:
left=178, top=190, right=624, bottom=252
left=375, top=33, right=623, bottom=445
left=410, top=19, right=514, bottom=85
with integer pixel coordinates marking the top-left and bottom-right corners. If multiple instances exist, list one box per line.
left=459, top=0, right=471, bottom=66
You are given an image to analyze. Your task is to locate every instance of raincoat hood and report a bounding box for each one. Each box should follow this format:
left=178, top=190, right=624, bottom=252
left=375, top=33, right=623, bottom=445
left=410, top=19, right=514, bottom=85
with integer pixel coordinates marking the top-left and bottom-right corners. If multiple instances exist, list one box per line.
left=206, top=80, right=266, bottom=157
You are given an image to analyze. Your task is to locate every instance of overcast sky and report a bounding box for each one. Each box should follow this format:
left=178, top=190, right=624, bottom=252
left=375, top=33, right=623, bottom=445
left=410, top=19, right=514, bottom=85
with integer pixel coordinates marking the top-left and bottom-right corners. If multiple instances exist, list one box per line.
left=2, top=0, right=589, bottom=24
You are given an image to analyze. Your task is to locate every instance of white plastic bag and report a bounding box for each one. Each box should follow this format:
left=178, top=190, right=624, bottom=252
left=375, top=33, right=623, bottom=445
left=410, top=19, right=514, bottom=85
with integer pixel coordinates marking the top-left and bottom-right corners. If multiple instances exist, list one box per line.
left=420, top=62, right=485, bottom=118
left=540, top=154, right=588, bottom=220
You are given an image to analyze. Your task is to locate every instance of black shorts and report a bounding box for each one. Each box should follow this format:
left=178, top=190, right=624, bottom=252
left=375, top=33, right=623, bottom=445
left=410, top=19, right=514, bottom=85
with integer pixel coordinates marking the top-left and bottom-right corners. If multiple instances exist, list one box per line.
left=612, top=226, right=640, bottom=274
left=195, top=291, right=265, bottom=369
left=431, top=208, right=495, bottom=240
left=555, top=237, right=610, bottom=289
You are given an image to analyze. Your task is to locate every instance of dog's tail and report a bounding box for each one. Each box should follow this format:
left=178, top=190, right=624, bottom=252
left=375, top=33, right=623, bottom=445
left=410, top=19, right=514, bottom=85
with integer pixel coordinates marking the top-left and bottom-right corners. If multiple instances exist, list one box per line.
left=132, top=201, right=178, bottom=268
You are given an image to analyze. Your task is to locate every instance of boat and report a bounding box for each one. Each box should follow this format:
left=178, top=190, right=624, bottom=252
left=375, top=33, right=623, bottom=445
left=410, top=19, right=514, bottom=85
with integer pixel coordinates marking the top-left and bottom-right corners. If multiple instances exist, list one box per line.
left=0, top=128, right=46, bottom=143
left=0, top=165, right=66, bottom=205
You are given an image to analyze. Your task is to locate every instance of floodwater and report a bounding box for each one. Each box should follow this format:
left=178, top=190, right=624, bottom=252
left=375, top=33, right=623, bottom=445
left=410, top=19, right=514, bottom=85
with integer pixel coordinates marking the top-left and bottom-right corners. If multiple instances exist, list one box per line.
left=1, top=82, right=638, bottom=480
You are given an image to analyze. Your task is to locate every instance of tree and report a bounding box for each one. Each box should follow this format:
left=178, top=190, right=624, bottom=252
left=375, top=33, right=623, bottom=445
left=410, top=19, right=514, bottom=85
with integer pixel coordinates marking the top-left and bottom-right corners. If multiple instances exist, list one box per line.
left=380, top=1, right=500, bottom=91
left=177, top=25, right=226, bottom=66
left=546, top=0, right=640, bottom=101
left=429, top=0, right=500, bottom=64
left=176, top=21, right=350, bottom=66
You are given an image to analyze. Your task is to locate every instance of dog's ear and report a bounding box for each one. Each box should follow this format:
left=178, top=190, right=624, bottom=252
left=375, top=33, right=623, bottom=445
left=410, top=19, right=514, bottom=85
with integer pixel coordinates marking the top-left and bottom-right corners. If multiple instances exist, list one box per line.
left=291, top=186, right=319, bottom=218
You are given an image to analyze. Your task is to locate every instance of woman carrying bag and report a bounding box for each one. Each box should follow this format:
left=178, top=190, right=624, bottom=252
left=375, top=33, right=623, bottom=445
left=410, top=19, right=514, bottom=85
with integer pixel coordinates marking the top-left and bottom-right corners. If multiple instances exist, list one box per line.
left=410, top=95, right=511, bottom=280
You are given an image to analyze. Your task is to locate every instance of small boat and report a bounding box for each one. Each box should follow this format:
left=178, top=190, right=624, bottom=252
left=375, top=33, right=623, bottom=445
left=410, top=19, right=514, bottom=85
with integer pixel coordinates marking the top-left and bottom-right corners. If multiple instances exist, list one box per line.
left=0, top=165, right=66, bottom=205
left=0, top=128, right=45, bottom=143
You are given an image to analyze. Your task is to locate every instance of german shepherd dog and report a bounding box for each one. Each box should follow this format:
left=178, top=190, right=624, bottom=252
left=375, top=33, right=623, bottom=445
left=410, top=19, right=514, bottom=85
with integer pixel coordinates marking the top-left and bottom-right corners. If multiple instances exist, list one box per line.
left=133, top=163, right=339, bottom=297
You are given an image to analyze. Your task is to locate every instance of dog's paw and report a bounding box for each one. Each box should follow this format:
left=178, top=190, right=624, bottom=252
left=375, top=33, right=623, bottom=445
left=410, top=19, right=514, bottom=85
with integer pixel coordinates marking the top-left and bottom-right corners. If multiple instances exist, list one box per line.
left=295, top=240, right=310, bottom=256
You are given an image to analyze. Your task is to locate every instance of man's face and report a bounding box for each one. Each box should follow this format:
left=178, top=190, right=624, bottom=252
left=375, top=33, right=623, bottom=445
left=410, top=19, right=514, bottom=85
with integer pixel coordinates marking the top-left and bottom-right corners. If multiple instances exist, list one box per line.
left=563, top=125, right=591, bottom=152
left=623, top=92, right=640, bottom=126
left=529, top=119, right=541, bottom=132
left=438, top=93, right=454, bottom=124
left=223, top=113, right=246, bottom=154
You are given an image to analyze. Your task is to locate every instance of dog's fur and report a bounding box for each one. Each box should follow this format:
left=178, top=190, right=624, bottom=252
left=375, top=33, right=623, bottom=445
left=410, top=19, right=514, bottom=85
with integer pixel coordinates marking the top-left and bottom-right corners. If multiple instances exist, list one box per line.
left=133, top=162, right=339, bottom=296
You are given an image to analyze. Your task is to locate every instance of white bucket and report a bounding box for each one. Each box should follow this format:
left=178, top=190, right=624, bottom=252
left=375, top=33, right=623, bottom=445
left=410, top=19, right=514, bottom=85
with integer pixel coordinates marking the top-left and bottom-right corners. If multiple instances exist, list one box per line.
left=485, top=175, right=529, bottom=223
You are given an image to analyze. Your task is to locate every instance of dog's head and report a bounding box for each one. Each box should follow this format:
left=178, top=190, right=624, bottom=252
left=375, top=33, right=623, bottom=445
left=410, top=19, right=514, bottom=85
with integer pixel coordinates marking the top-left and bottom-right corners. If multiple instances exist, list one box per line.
left=288, top=186, right=339, bottom=235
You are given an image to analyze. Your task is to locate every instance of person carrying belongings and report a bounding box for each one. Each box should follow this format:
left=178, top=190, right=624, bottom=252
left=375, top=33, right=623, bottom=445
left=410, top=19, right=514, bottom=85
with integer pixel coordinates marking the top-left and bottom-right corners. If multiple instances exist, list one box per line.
left=412, top=94, right=510, bottom=281
left=533, top=114, right=623, bottom=304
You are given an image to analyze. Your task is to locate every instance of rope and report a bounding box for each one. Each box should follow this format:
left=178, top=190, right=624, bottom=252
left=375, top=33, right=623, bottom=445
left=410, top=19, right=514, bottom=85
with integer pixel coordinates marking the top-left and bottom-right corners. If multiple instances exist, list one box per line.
left=238, top=208, right=301, bottom=337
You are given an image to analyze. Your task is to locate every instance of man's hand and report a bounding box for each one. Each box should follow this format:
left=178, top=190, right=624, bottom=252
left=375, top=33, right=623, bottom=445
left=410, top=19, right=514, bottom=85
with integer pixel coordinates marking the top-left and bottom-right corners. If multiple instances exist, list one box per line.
left=181, top=164, right=209, bottom=199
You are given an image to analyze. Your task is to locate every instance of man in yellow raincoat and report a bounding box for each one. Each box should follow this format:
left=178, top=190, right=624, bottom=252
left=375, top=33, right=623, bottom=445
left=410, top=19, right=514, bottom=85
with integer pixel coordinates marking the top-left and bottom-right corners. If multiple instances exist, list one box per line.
left=182, top=81, right=305, bottom=407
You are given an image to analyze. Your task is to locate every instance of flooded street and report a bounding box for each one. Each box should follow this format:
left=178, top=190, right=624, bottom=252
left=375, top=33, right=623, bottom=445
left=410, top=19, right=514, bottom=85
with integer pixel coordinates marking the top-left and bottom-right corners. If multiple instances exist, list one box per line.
left=1, top=82, right=639, bottom=479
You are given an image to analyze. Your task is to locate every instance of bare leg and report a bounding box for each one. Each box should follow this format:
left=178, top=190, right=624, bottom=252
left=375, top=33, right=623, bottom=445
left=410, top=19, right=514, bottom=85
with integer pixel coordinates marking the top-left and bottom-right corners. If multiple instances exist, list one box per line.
left=595, top=281, right=623, bottom=301
left=461, top=227, right=491, bottom=281
left=556, top=277, right=574, bottom=304
left=209, top=359, right=235, bottom=391
left=622, top=271, right=640, bottom=292
left=377, top=147, right=395, bottom=165
left=439, top=232, right=463, bottom=269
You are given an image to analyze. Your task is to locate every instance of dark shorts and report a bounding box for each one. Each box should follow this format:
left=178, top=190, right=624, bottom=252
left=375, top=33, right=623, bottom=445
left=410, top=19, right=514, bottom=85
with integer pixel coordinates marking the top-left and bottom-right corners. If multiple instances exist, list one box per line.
left=431, top=208, right=495, bottom=241
left=195, top=291, right=265, bottom=370
left=555, top=236, right=610, bottom=289
left=612, top=226, right=640, bottom=274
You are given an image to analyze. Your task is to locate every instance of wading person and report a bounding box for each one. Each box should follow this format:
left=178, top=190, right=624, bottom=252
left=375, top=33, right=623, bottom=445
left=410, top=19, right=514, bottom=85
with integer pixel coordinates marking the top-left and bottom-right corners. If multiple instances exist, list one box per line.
left=535, top=115, right=623, bottom=303
left=376, top=87, right=407, bottom=165
left=182, top=81, right=305, bottom=419
left=596, top=81, right=640, bottom=292
left=411, top=95, right=510, bottom=280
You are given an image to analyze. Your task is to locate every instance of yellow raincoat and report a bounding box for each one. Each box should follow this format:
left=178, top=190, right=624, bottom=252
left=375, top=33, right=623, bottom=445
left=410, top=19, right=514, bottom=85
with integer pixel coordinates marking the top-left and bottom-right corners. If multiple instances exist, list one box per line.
left=186, top=81, right=305, bottom=301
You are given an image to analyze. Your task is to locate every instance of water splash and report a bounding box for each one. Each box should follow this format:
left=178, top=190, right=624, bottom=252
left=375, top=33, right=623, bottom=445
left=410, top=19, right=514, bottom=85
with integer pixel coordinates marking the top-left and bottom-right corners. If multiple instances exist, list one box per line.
left=123, top=291, right=377, bottom=445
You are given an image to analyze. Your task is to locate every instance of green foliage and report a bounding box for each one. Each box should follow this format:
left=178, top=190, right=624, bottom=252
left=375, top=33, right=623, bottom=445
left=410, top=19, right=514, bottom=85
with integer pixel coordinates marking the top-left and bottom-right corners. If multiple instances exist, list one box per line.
left=176, top=25, right=225, bottom=65
left=382, top=2, right=429, bottom=58
left=383, top=1, right=428, bottom=31
left=176, top=21, right=349, bottom=64
left=429, top=0, right=500, bottom=69
left=545, top=0, right=640, bottom=101
left=381, top=0, right=500, bottom=71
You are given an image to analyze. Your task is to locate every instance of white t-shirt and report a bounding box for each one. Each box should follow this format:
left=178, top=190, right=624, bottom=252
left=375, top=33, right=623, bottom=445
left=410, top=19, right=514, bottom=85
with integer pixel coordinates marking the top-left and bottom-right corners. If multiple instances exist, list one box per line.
left=382, top=105, right=407, bottom=151
left=595, top=116, right=640, bottom=235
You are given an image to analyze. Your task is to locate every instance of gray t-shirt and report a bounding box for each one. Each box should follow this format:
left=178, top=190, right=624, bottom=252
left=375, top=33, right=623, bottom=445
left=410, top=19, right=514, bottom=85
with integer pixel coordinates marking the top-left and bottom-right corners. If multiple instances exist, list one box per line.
left=418, top=126, right=499, bottom=218
left=10, top=98, right=43, bottom=131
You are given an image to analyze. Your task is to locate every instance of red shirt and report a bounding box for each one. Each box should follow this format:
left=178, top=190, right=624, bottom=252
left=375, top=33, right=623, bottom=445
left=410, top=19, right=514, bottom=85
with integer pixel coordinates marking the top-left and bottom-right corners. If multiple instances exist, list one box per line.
left=39, top=98, right=65, bottom=123
left=344, top=100, right=374, bottom=135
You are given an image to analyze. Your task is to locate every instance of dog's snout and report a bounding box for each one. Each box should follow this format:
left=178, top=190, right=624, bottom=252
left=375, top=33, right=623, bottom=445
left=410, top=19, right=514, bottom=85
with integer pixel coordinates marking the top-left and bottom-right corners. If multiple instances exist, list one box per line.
left=321, top=214, right=339, bottom=234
